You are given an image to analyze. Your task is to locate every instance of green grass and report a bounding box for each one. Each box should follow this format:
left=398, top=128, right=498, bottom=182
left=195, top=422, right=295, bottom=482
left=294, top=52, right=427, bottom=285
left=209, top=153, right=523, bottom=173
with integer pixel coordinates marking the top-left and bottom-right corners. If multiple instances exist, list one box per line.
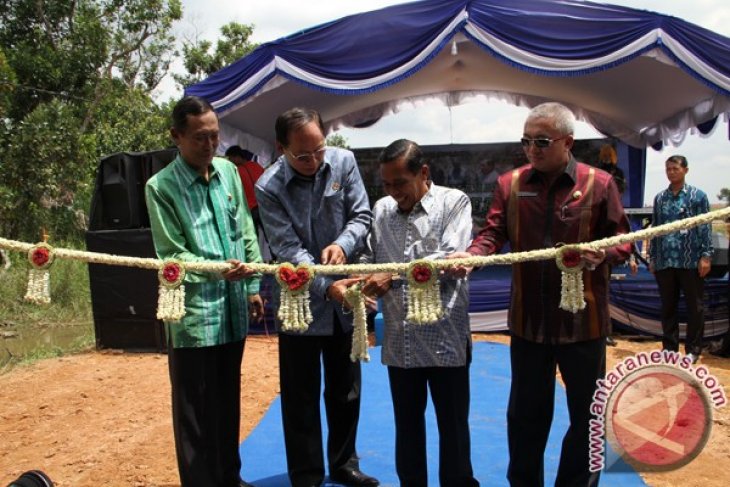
left=0, top=248, right=94, bottom=372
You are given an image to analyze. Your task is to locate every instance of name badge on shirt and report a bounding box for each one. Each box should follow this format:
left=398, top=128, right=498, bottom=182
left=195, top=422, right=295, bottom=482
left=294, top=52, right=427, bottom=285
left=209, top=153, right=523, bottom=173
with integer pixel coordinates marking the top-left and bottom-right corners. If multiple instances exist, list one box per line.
left=517, top=191, right=538, bottom=197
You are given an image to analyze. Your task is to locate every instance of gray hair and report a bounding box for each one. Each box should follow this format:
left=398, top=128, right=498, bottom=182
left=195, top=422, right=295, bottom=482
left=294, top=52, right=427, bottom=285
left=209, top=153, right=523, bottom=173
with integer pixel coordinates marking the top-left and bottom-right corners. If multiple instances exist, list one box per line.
left=526, top=102, right=575, bottom=135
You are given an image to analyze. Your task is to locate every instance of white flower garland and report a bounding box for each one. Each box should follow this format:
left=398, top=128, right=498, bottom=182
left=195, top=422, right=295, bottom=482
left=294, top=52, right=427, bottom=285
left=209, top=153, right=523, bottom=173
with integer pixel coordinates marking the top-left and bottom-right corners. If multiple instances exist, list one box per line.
left=24, top=243, right=54, bottom=305
left=157, top=260, right=186, bottom=322
left=555, top=246, right=587, bottom=313
left=345, top=283, right=370, bottom=362
left=406, top=260, right=443, bottom=324
left=2, top=206, right=728, bottom=328
left=25, top=269, right=51, bottom=305
left=275, top=263, right=314, bottom=332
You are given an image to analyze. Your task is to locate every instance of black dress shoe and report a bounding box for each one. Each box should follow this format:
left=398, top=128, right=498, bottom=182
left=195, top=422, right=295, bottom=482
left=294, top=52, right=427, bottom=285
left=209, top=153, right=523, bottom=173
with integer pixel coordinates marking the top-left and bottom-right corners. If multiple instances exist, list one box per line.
left=329, top=468, right=380, bottom=487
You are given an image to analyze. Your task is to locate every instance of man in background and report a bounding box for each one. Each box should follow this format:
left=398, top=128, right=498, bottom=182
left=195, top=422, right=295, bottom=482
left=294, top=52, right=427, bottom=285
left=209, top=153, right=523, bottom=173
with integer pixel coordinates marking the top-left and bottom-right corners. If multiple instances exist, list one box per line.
left=226, top=145, right=265, bottom=238
left=650, top=155, right=713, bottom=363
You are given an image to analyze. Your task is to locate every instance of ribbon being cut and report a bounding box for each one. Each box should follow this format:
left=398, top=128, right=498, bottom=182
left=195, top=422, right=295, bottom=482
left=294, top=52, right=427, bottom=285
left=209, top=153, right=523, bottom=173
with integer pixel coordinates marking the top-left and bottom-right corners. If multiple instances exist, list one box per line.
left=2, top=206, right=729, bottom=362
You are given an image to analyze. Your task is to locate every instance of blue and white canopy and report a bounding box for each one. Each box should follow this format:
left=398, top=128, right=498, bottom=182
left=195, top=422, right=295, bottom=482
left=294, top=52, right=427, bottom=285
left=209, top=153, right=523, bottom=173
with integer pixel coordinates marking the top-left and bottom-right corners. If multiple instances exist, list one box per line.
left=186, top=0, right=730, bottom=156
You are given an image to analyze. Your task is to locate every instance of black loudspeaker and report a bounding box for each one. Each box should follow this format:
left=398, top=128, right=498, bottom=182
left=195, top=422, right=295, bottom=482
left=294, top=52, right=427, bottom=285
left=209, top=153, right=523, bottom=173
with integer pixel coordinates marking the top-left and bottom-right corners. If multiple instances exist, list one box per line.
left=100, top=153, right=142, bottom=229
left=85, top=228, right=166, bottom=352
left=88, top=149, right=177, bottom=231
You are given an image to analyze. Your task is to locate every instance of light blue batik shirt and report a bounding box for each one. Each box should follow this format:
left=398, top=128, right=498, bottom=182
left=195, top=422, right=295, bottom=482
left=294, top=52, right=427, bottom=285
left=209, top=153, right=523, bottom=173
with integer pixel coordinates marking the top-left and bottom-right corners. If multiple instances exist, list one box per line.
left=650, top=183, right=713, bottom=271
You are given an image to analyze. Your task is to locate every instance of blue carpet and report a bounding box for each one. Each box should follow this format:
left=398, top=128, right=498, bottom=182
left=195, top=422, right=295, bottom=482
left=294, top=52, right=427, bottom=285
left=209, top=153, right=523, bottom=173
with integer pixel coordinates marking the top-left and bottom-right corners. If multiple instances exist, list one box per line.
left=240, top=342, right=645, bottom=486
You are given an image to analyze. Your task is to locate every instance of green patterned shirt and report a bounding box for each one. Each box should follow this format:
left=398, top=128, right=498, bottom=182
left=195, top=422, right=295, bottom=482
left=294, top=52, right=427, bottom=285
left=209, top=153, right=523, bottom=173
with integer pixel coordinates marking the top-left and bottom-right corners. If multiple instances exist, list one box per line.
left=145, top=154, right=262, bottom=348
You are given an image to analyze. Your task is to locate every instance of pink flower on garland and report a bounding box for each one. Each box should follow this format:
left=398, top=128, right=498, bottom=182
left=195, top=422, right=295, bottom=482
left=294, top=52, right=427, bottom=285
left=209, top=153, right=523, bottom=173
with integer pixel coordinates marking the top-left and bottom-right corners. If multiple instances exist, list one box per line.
left=412, top=264, right=432, bottom=283
left=278, top=265, right=311, bottom=291
left=561, top=249, right=582, bottom=269
left=31, top=247, right=50, bottom=267
left=162, top=262, right=182, bottom=284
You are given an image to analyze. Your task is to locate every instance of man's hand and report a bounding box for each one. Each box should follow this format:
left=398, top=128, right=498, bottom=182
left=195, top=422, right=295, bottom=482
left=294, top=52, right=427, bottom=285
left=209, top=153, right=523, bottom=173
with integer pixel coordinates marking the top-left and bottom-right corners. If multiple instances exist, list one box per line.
left=361, top=273, right=393, bottom=298
left=248, top=294, right=264, bottom=323
left=582, top=249, right=606, bottom=271
left=698, top=257, right=711, bottom=278
left=444, top=251, right=474, bottom=278
left=222, top=259, right=256, bottom=281
left=326, top=277, right=362, bottom=306
left=321, top=244, right=346, bottom=265
left=629, top=257, right=639, bottom=275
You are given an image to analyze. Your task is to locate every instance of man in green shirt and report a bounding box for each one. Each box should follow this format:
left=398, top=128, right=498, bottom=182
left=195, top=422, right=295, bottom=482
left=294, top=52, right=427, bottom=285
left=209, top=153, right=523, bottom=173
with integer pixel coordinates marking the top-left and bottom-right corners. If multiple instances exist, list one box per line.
left=145, top=95, right=263, bottom=487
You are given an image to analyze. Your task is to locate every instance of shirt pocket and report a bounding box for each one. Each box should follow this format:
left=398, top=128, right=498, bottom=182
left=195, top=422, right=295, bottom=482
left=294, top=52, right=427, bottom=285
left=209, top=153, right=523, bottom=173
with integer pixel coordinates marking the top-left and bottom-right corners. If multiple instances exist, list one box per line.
left=227, top=204, right=243, bottom=241
left=322, top=185, right=345, bottom=224
left=560, top=204, right=591, bottom=223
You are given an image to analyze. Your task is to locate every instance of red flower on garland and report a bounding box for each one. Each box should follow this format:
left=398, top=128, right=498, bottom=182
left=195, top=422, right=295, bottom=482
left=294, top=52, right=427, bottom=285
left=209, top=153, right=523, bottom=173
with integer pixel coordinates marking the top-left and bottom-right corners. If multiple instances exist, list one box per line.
left=278, top=266, right=311, bottom=291
left=162, top=263, right=182, bottom=284
left=412, top=264, right=432, bottom=283
left=31, top=247, right=50, bottom=267
left=561, top=249, right=582, bottom=269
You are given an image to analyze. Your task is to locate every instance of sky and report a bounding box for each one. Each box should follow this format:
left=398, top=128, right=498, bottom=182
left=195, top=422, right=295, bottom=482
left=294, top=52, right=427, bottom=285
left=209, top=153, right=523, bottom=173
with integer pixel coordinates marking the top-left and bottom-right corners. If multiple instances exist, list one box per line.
left=159, top=0, right=730, bottom=206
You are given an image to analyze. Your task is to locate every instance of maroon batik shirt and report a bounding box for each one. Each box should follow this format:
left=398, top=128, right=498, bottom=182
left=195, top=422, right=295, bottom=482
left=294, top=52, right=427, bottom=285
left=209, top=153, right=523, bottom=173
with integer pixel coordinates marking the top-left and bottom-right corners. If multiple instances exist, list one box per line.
left=468, top=157, right=632, bottom=344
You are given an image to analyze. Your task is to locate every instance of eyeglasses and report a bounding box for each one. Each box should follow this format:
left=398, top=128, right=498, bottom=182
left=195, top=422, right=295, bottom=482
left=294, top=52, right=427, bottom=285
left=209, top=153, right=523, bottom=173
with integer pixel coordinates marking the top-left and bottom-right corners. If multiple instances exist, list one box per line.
left=520, top=136, right=567, bottom=149
left=285, top=147, right=327, bottom=162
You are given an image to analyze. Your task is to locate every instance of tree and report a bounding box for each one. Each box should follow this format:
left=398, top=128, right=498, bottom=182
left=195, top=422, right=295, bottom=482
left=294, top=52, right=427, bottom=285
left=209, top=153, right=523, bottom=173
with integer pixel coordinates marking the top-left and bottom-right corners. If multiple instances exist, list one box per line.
left=0, top=0, right=181, bottom=241
left=174, top=21, right=257, bottom=89
left=326, top=133, right=350, bottom=149
left=0, top=47, right=15, bottom=119
left=718, top=188, right=730, bottom=205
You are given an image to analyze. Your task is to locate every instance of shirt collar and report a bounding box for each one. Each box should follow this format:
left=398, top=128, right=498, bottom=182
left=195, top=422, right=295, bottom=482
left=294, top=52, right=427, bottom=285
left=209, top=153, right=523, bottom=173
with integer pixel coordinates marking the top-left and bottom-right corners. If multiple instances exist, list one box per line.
left=666, top=183, right=688, bottom=195
left=525, top=154, right=577, bottom=184
left=419, top=182, right=436, bottom=214
left=173, top=153, right=221, bottom=187
left=401, top=181, right=435, bottom=215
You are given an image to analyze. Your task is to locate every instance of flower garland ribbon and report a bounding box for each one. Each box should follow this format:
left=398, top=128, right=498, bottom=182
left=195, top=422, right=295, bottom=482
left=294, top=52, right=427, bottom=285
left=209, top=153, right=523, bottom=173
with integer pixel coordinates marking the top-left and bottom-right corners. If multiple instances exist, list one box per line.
left=157, top=260, right=186, bottom=322
left=406, top=260, right=443, bottom=324
left=24, top=242, right=55, bottom=304
left=556, top=245, right=586, bottom=313
left=345, top=283, right=370, bottom=362
left=275, top=263, right=313, bottom=332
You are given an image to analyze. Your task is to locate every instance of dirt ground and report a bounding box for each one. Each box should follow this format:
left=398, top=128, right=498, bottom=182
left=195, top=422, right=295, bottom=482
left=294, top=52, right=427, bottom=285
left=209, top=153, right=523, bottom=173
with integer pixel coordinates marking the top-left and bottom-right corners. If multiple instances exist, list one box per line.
left=0, top=334, right=728, bottom=487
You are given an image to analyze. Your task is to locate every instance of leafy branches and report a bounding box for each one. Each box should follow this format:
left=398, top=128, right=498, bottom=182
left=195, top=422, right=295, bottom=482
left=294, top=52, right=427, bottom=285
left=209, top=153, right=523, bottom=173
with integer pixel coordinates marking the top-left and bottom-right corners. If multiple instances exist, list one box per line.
left=174, top=21, right=257, bottom=89
left=0, top=1, right=179, bottom=241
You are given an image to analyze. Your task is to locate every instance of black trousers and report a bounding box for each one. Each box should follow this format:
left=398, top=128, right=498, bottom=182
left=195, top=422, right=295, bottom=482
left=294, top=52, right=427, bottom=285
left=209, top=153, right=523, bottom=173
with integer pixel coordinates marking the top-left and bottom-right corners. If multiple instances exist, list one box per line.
left=655, top=268, right=706, bottom=355
left=507, top=336, right=605, bottom=487
left=279, top=328, right=362, bottom=487
left=387, top=363, right=480, bottom=487
left=168, top=339, right=245, bottom=487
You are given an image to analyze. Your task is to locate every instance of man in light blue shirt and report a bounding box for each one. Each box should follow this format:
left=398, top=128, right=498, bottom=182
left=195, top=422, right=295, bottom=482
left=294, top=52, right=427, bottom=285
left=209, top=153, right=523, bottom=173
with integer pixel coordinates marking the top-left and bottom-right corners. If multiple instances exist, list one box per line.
left=359, top=139, right=479, bottom=487
left=255, top=108, right=376, bottom=487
